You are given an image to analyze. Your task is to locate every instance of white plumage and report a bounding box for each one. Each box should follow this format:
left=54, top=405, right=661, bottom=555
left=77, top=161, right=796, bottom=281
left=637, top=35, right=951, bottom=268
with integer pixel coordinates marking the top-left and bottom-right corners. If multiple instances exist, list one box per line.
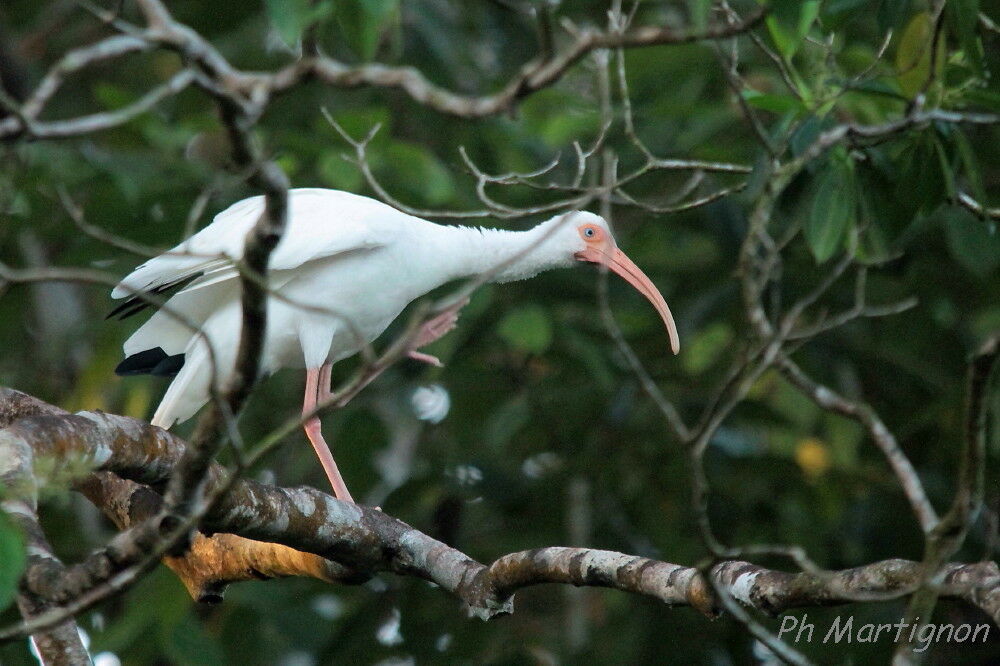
left=112, top=188, right=678, bottom=501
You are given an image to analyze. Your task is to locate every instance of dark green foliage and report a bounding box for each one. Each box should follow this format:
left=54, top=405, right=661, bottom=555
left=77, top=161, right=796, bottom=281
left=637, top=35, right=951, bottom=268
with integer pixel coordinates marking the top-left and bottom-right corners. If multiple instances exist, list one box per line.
left=1, top=0, right=999, bottom=664
left=0, top=513, right=26, bottom=616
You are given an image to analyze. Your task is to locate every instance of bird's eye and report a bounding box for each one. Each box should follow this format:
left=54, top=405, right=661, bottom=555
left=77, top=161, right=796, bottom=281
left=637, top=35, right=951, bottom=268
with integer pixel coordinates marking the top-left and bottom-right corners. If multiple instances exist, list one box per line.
left=583, top=227, right=595, bottom=238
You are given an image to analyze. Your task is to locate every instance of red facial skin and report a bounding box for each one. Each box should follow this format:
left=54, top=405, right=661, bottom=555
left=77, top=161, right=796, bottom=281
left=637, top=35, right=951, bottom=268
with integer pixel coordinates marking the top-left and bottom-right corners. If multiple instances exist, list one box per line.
left=574, top=224, right=680, bottom=355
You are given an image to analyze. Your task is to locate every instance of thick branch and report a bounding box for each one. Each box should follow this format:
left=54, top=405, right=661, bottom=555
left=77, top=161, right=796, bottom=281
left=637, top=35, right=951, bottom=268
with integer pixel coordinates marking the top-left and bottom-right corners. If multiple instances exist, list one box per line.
left=77, top=472, right=362, bottom=603
left=0, top=389, right=352, bottom=607
left=0, top=392, right=89, bottom=666
left=3, top=389, right=1000, bottom=643
left=9, top=509, right=91, bottom=666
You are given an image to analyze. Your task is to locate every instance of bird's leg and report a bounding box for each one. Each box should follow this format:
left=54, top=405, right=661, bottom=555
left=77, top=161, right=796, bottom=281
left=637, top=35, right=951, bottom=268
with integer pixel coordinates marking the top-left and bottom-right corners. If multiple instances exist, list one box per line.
left=301, top=298, right=465, bottom=500
left=407, top=296, right=470, bottom=367
left=317, top=362, right=333, bottom=402
left=303, top=365, right=355, bottom=503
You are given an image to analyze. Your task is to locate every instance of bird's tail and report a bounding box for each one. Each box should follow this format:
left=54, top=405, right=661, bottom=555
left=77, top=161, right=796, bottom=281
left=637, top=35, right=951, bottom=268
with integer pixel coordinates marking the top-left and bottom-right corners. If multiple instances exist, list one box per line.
left=151, top=337, right=214, bottom=428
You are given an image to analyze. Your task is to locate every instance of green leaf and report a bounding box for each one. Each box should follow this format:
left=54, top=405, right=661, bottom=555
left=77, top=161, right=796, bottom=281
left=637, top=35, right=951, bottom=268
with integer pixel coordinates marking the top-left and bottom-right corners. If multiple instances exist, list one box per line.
left=941, top=205, right=1000, bottom=277
left=963, top=89, right=1000, bottom=111
left=336, top=0, right=400, bottom=60
left=878, top=0, right=913, bottom=33
left=952, top=129, right=986, bottom=204
left=896, top=131, right=948, bottom=215
left=681, top=323, right=734, bottom=375
left=497, top=305, right=553, bottom=354
left=847, top=78, right=909, bottom=101
left=379, top=141, right=454, bottom=205
left=93, top=83, right=133, bottom=110
left=895, top=12, right=944, bottom=99
left=744, top=152, right=774, bottom=201
left=946, top=0, right=983, bottom=76
left=790, top=115, right=822, bottom=157
left=265, top=0, right=333, bottom=48
left=742, top=90, right=807, bottom=115
left=317, top=152, right=363, bottom=191
left=761, top=0, right=820, bottom=59
left=806, top=160, right=855, bottom=262
left=521, top=89, right=600, bottom=148
left=764, top=374, right=821, bottom=429
left=822, top=0, right=872, bottom=29
left=483, top=395, right=530, bottom=450
left=0, top=511, right=26, bottom=613
left=932, top=134, right=957, bottom=200
left=689, top=0, right=712, bottom=32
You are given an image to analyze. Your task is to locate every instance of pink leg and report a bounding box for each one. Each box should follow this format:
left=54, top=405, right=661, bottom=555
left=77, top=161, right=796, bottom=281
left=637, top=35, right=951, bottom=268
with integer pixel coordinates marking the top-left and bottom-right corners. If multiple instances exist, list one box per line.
left=303, top=365, right=354, bottom=503
left=302, top=299, right=469, bottom=498
left=407, top=296, right=470, bottom=366
left=318, top=363, right=333, bottom=402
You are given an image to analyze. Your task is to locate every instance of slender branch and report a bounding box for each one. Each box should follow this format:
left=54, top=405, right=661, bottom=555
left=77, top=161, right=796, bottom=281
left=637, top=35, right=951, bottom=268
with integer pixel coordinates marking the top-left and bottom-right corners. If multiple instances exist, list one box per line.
left=6, top=68, right=195, bottom=139
left=55, top=185, right=165, bottom=257
left=895, top=332, right=1000, bottom=661
left=957, top=192, right=1000, bottom=220
left=595, top=35, right=801, bottom=661
left=777, top=355, right=939, bottom=533
left=1, top=0, right=292, bottom=639
left=266, top=7, right=768, bottom=119
left=0, top=2, right=765, bottom=141
left=0, top=35, right=150, bottom=137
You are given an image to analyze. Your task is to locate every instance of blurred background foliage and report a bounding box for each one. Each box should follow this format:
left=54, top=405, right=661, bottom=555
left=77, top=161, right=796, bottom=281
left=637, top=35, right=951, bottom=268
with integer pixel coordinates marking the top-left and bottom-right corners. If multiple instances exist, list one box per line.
left=1, top=0, right=999, bottom=663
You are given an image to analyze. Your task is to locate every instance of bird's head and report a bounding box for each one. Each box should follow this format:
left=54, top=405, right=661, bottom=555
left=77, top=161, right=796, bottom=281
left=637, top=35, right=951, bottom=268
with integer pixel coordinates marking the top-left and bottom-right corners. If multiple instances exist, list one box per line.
left=548, top=211, right=680, bottom=355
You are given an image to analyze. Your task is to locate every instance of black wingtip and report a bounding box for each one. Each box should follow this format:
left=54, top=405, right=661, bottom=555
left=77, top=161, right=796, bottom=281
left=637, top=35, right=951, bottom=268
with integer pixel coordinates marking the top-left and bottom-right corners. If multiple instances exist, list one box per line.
left=151, top=353, right=185, bottom=377
left=116, top=347, right=186, bottom=377
left=106, top=274, right=203, bottom=321
left=106, top=299, right=147, bottom=320
left=115, top=348, right=167, bottom=376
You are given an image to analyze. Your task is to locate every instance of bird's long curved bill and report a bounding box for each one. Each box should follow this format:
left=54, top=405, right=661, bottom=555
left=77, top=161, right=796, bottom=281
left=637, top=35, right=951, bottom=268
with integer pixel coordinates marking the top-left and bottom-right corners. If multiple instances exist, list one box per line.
left=585, top=248, right=680, bottom=354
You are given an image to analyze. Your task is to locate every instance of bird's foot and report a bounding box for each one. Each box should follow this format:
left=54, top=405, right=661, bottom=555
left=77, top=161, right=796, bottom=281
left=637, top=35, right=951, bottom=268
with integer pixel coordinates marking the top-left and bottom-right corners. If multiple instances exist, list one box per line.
left=408, top=350, right=443, bottom=367
left=409, top=296, right=470, bottom=353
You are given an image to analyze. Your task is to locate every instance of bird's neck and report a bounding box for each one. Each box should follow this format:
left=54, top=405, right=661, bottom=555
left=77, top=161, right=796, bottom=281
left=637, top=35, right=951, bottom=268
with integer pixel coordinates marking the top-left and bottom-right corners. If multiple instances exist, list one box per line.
left=431, top=220, right=571, bottom=285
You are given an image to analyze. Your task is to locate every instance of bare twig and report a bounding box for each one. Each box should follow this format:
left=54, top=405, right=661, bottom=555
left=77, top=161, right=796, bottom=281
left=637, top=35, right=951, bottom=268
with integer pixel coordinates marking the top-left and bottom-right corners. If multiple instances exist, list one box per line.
left=957, top=192, right=1000, bottom=220
left=55, top=185, right=165, bottom=257
left=895, top=332, right=1000, bottom=662
left=778, top=355, right=939, bottom=533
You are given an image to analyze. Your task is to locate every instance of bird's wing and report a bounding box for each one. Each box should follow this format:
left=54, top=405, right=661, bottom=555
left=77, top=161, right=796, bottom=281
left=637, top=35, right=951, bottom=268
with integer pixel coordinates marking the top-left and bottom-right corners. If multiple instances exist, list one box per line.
left=111, top=189, right=399, bottom=306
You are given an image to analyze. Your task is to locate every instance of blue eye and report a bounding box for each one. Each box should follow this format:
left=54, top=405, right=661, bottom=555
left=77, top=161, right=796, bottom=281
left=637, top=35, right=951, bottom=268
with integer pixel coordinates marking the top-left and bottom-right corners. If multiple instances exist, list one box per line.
left=584, top=228, right=595, bottom=237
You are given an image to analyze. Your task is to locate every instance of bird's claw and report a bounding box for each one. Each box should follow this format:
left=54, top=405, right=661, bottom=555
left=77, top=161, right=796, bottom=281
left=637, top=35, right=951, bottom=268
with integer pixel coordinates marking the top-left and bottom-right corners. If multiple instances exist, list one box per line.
left=410, top=297, right=470, bottom=351
left=408, top=350, right=443, bottom=367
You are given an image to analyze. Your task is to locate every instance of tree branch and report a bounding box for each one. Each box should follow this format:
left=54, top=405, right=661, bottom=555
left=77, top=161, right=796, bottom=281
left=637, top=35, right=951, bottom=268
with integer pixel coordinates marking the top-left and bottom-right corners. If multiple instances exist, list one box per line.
left=263, top=6, right=768, bottom=119
left=3, top=388, right=1000, bottom=644
left=0, top=392, right=90, bottom=666
left=777, top=355, right=939, bottom=533
left=76, top=472, right=363, bottom=603
left=895, top=332, right=1000, bottom=661
left=0, top=3, right=766, bottom=141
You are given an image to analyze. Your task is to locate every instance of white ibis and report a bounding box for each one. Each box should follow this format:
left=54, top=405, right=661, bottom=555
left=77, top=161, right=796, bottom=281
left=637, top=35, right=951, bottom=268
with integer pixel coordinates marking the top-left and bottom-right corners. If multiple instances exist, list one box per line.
left=111, top=188, right=679, bottom=502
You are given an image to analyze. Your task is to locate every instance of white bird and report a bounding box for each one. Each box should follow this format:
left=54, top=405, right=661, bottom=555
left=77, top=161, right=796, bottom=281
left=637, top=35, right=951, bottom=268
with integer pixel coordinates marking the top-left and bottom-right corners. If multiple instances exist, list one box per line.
left=111, top=188, right=679, bottom=502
